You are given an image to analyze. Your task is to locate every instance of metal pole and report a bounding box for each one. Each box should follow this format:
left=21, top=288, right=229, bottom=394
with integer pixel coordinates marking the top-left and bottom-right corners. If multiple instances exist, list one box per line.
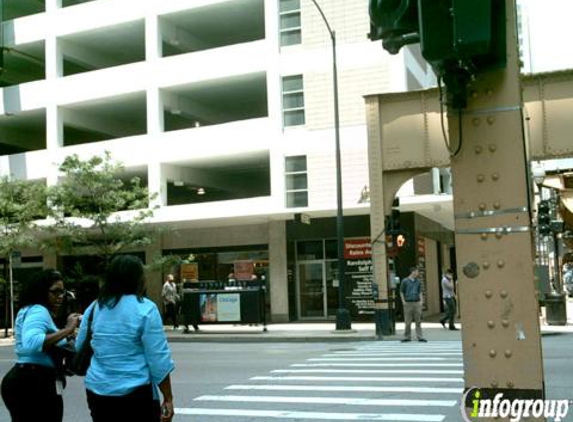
left=309, top=0, right=351, bottom=330
left=9, top=253, right=14, bottom=336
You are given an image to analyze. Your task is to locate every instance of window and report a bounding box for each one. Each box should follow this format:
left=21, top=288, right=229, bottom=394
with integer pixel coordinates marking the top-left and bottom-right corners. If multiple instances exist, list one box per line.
left=282, top=75, right=305, bottom=127
left=285, top=155, right=308, bottom=207
left=279, top=0, right=301, bottom=46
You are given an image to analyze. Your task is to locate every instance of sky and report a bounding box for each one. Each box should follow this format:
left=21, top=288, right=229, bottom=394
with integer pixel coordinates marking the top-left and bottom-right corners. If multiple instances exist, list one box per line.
left=523, top=0, right=573, bottom=73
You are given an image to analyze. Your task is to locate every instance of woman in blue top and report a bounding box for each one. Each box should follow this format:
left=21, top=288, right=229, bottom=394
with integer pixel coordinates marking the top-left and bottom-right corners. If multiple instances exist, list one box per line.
left=75, top=254, right=175, bottom=422
left=1, top=269, right=81, bottom=422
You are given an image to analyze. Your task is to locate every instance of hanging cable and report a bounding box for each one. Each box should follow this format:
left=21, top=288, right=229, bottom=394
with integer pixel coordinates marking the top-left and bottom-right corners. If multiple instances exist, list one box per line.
left=438, top=76, right=464, bottom=157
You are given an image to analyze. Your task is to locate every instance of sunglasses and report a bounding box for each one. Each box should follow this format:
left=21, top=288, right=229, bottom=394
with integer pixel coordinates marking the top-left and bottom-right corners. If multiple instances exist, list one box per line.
left=48, top=288, right=66, bottom=297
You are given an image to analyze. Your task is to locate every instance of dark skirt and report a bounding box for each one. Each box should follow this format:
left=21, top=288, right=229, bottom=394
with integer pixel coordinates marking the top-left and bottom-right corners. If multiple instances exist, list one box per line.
left=1, top=363, right=63, bottom=422
left=86, top=383, right=161, bottom=422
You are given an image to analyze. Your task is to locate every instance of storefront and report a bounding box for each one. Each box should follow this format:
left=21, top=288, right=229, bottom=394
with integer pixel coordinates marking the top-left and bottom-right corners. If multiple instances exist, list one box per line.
left=287, top=215, right=374, bottom=321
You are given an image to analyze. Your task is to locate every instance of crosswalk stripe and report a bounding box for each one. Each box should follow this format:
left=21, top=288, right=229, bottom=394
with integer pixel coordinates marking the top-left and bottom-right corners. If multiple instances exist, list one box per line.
left=194, top=395, right=458, bottom=407
left=309, top=357, right=462, bottom=361
left=175, top=407, right=446, bottom=421
left=251, top=375, right=463, bottom=383
left=292, top=363, right=463, bottom=367
left=226, top=384, right=464, bottom=394
left=272, top=369, right=464, bottom=374
left=324, top=353, right=463, bottom=356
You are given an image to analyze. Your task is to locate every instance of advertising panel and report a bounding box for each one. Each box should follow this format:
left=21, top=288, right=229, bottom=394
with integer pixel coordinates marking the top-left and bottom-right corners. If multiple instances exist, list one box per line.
left=344, top=238, right=375, bottom=319
left=216, top=294, right=241, bottom=321
left=199, top=293, right=241, bottom=322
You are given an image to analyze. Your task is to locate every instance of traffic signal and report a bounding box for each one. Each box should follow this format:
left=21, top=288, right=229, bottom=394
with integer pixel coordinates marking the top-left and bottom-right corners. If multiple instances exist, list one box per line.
left=369, top=0, right=506, bottom=109
left=538, top=200, right=551, bottom=236
left=369, top=0, right=419, bottom=54
left=395, top=233, right=407, bottom=249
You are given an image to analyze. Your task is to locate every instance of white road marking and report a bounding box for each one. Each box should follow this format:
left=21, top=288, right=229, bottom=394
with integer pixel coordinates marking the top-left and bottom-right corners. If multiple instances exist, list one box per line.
left=194, top=394, right=457, bottom=407
left=292, top=363, right=463, bottom=367
left=251, top=375, right=463, bottom=383
left=226, top=384, right=463, bottom=394
left=308, top=357, right=462, bottom=361
left=272, top=369, right=463, bottom=374
left=175, top=407, right=446, bottom=421
left=323, top=353, right=463, bottom=356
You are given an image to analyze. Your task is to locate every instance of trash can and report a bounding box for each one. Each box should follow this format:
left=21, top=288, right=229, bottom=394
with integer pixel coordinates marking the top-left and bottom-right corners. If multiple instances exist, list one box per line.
left=545, top=292, right=567, bottom=325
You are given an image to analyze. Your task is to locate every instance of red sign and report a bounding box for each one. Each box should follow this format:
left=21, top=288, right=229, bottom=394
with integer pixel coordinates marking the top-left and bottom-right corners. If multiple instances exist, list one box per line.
left=344, top=238, right=372, bottom=259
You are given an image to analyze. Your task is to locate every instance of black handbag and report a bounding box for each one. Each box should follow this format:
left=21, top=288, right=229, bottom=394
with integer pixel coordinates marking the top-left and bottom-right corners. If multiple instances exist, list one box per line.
left=70, top=305, right=95, bottom=376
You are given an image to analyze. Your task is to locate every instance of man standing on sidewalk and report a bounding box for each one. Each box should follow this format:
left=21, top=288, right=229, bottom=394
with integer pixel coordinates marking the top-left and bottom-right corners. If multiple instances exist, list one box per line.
left=439, top=269, right=458, bottom=331
left=400, top=267, right=427, bottom=342
left=162, top=274, right=180, bottom=329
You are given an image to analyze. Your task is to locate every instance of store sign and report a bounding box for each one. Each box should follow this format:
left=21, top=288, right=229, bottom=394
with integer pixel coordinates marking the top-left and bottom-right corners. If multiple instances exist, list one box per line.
left=345, top=238, right=374, bottom=319
left=344, top=239, right=372, bottom=259
left=180, top=263, right=198, bottom=282
left=234, top=260, right=254, bottom=280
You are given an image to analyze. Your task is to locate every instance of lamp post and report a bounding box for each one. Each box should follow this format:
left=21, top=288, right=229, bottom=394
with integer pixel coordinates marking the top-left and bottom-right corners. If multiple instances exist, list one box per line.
left=308, top=0, right=351, bottom=330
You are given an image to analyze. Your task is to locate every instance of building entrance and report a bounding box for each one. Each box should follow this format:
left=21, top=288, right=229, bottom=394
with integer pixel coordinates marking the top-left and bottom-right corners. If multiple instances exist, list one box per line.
left=297, top=260, right=339, bottom=319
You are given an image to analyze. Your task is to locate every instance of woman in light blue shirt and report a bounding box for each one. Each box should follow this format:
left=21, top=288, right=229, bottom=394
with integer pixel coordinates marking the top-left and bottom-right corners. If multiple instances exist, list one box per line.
left=76, top=254, right=175, bottom=422
left=1, top=269, right=81, bottom=422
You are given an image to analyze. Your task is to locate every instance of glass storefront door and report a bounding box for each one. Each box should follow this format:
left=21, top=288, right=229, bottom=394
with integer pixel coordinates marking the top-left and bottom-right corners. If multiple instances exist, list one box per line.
left=298, top=260, right=341, bottom=319
left=298, top=261, right=325, bottom=318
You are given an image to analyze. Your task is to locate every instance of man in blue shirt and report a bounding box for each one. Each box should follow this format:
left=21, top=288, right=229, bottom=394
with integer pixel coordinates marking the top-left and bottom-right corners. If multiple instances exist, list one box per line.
left=400, top=267, right=427, bottom=342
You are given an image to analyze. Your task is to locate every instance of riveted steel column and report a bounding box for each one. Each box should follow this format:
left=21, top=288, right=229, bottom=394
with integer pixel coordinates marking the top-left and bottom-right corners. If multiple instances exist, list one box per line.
left=449, top=0, right=545, bottom=416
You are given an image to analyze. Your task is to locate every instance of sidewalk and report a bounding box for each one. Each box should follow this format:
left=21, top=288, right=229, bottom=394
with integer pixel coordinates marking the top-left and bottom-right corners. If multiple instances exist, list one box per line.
left=2, top=302, right=572, bottom=346
left=163, top=319, right=573, bottom=343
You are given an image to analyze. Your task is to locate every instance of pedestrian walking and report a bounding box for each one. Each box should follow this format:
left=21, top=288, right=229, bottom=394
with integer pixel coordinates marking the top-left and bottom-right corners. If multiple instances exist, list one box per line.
left=439, top=269, right=458, bottom=331
left=75, top=255, right=175, bottom=422
left=1, top=269, right=81, bottom=422
left=162, top=274, right=179, bottom=329
left=400, top=267, right=427, bottom=342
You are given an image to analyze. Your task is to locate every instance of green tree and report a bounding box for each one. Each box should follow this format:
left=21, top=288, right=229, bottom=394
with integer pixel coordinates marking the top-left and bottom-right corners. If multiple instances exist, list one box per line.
left=47, top=152, right=157, bottom=267
left=0, top=176, right=48, bottom=332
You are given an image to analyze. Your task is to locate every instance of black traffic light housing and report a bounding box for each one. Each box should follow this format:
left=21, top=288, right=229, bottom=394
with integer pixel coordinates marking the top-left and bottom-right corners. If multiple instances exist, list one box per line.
left=369, top=0, right=506, bottom=109
left=537, top=200, right=551, bottom=236
left=369, top=0, right=419, bottom=54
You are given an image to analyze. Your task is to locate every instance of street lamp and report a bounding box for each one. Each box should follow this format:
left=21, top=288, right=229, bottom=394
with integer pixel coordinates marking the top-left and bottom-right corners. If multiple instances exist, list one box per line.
left=308, top=0, right=351, bottom=330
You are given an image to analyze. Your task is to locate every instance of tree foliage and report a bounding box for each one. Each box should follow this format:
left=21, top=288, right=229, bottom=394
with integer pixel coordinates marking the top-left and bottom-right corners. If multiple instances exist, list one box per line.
left=47, top=152, right=157, bottom=264
left=0, top=176, right=48, bottom=259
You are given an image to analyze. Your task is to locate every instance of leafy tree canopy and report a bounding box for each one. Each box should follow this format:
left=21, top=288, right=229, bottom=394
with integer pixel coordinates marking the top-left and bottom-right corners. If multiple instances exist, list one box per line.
left=47, top=152, right=157, bottom=263
left=0, top=176, right=48, bottom=257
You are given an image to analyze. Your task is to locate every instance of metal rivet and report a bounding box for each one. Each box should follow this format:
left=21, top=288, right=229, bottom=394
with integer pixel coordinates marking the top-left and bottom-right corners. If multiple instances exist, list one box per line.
left=477, top=174, right=485, bottom=183
left=489, top=349, right=497, bottom=358
left=505, top=350, right=513, bottom=358
left=500, top=290, right=508, bottom=298
left=487, top=321, right=495, bottom=329
left=487, top=116, right=496, bottom=125
left=502, top=319, right=510, bottom=328
left=481, top=233, right=488, bottom=241
left=492, top=173, right=499, bottom=181
left=485, top=290, right=493, bottom=298
left=495, top=231, right=503, bottom=239
left=471, top=90, right=479, bottom=98
left=493, top=201, right=501, bottom=210
left=479, top=203, right=487, bottom=211
left=475, top=145, right=483, bottom=154
left=489, top=144, right=497, bottom=153
left=485, top=89, right=493, bottom=96
left=472, top=117, right=481, bottom=126
left=497, top=260, right=505, bottom=268
left=507, top=381, right=514, bottom=388
left=483, top=262, right=490, bottom=269
left=491, top=380, right=499, bottom=388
